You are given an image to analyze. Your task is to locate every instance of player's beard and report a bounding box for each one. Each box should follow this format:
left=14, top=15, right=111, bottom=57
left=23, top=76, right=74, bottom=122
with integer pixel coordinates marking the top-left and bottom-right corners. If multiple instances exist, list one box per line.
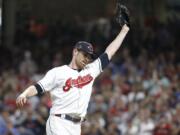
left=75, top=58, right=85, bottom=69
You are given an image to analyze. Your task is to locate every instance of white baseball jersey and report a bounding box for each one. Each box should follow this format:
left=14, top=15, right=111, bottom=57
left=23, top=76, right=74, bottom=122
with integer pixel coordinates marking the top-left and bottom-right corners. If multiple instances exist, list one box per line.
left=37, top=58, right=103, bottom=117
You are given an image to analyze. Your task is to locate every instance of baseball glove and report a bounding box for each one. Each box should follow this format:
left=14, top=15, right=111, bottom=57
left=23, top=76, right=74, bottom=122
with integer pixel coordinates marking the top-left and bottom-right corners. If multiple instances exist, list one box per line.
left=115, top=1, right=130, bottom=27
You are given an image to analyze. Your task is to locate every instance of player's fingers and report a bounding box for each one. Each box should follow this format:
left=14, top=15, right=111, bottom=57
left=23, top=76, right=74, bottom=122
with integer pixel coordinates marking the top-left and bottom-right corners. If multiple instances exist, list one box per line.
left=16, top=97, right=20, bottom=105
left=22, top=97, right=27, bottom=105
left=16, top=97, right=22, bottom=107
left=16, top=96, right=27, bottom=107
left=19, top=97, right=26, bottom=107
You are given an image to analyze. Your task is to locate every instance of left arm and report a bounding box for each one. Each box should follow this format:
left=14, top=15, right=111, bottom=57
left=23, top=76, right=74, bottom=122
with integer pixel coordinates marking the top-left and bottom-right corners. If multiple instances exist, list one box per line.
left=105, top=24, right=129, bottom=60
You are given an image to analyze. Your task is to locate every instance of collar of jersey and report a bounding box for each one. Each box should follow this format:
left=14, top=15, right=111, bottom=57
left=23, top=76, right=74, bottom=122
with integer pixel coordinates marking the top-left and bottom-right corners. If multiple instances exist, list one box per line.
left=67, top=65, right=82, bottom=72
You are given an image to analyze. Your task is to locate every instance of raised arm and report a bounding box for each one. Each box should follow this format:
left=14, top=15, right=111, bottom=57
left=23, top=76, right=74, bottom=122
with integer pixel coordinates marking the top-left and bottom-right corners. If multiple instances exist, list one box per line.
left=105, top=3, right=130, bottom=60
left=105, top=24, right=129, bottom=60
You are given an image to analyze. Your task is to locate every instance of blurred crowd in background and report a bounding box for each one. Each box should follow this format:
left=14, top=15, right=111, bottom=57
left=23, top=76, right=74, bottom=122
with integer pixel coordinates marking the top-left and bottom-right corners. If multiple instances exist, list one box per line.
left=0, top=1, right=180, bottom=135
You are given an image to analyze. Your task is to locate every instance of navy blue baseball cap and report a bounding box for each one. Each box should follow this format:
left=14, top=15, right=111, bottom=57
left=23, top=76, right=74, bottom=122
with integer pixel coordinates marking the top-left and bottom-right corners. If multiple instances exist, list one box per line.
left=75, top=41, right=95, bottom=59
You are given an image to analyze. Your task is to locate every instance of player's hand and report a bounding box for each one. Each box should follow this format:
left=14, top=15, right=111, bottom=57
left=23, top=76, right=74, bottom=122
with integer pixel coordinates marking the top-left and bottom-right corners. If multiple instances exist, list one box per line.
left=16, top=94, right=28, bottom=107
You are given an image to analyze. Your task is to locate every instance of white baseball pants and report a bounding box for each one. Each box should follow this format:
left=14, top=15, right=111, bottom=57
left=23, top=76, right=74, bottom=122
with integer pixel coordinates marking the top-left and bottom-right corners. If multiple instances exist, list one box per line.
left=46, top=115, right=81, bottom=135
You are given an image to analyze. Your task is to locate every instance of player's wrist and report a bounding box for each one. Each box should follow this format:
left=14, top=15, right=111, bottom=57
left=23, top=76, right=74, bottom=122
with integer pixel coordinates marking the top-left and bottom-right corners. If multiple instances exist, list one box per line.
left=20, top=93, right=28, bottom=98
left=121, top=24, right=129, bottom=33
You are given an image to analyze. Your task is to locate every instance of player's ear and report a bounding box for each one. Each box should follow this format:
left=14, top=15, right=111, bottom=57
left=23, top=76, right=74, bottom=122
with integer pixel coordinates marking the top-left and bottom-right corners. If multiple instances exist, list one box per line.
left=73, top=48, right=78, bottom=56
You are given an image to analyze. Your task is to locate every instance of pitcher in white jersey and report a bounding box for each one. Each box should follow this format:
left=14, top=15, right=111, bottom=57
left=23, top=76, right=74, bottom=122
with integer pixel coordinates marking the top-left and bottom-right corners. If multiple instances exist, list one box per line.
left=16, top=24, right=129, bottom=135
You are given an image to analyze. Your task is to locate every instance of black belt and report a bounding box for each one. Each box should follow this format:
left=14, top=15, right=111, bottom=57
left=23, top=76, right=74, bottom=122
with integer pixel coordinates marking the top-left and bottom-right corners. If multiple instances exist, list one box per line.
left=54, top=114, right=86, bottom=123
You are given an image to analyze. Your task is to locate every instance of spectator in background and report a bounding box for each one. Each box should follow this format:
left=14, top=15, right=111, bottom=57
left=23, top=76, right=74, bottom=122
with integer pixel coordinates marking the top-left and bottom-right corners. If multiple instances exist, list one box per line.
left=0, top=107, right=20, bottom=135
left=19, top=50, right=38, bottom=77
left=0, top=109, right=8, bottom=135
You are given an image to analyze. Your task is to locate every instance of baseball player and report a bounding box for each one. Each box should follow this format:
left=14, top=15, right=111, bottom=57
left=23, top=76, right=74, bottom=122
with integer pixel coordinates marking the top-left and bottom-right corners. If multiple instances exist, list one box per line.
left=16, top=5, right=130, bottom=135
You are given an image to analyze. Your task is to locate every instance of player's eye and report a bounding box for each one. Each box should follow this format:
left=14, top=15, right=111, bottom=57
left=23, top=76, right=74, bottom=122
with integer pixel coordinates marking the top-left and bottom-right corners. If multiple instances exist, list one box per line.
left=84, top=53, right=92, bottom=60
left=79, top=51, right=92, bottom=61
